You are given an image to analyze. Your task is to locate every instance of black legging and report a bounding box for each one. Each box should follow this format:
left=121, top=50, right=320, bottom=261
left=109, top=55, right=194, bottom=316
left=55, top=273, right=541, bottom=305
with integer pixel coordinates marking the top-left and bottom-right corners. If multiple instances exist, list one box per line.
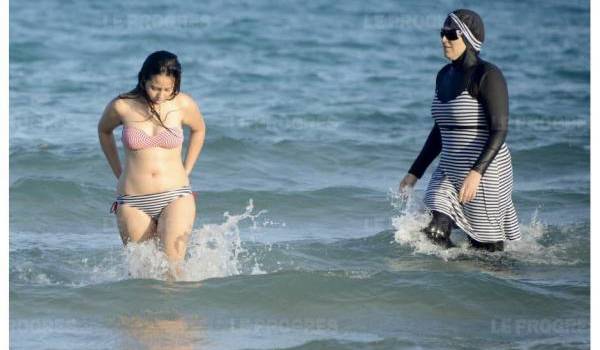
left=422, top=211, right=454, bottom=248
left=423, top=211, right=504, bottom=252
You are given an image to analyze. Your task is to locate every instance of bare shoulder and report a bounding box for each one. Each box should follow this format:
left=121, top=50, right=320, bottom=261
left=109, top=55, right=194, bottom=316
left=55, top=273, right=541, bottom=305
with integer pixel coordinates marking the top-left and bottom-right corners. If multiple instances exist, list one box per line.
left=111, top=97, right=131, bottom=116
left=176, top=92, right=201, bottom=110
left=102, top=97, right=129, bottom=119
left=111, top=96, right=145, bottom=123
left=176, top=92, right=204, bottom=129
left=99, top=97, right=128, bottom=132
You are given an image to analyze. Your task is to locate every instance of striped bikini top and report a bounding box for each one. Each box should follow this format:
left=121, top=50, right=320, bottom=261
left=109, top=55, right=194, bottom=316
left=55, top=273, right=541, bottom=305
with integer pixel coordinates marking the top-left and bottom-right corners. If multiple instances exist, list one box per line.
left=121, top=125, right=184, bottom=151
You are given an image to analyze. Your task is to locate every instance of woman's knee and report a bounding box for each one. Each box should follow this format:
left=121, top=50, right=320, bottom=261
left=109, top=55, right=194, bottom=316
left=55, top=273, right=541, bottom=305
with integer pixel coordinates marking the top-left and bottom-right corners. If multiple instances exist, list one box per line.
left=116, top=206, right=157, bottom=244
left=161, top=231, right=191, bottom=261
left=119, top=224, right=157, bottom=245
left=155, top=194, right=196, bottom=259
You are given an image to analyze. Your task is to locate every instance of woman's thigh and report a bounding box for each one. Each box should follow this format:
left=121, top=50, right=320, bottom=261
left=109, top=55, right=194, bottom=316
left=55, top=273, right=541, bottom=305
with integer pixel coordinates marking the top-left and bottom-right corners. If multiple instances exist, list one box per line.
left=157, top=194, right=196, bottom=260
left=116, top=204, right=158, bottom=245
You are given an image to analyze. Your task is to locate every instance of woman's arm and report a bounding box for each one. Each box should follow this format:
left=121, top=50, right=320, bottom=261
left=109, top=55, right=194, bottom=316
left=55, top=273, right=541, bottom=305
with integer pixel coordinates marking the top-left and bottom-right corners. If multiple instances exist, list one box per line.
left=180, top=93, right=206, bottom=177
left=401, top=68, right=446, bottom=188
left=98, top=99, right=123, bottom=179
left=408, top=123, right=442, bottom=179
left=471, top=67, right=509, bottom=175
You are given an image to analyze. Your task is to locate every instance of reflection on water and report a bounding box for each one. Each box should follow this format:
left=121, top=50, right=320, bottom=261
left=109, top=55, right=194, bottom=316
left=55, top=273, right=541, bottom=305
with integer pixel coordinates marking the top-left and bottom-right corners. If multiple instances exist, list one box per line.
left=119, top=314, right=204, bottom=350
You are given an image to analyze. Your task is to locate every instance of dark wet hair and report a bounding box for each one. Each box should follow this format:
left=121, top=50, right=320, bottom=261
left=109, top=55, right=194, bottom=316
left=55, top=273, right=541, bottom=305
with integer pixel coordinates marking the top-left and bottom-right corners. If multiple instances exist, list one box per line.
left=118, top=50, right=182, bottom=131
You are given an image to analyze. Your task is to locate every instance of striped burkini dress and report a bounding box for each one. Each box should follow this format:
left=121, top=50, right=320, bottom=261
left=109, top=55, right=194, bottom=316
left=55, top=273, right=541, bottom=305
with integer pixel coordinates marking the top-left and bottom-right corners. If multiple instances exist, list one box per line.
left=424, top=89, right=521, bottom=242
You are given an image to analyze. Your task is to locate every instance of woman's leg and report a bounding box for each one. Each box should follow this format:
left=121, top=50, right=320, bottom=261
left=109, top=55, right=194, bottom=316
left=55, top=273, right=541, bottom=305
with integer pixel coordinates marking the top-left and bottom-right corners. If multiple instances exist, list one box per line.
left=467, top=237, right=505, bottom=252
left=116, top=204, right=158, bottom=245
left=422, top=210, right=454, bottom=248
left=157, top=193, right=196, bottom=279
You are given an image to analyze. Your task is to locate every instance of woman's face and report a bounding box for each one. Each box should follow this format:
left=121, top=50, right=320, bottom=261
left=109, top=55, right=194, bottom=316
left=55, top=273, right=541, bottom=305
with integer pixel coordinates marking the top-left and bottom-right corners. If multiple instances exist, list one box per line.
left=144, top=74, right=175, bottom=104
left=441, top=28, right=466, bottom=61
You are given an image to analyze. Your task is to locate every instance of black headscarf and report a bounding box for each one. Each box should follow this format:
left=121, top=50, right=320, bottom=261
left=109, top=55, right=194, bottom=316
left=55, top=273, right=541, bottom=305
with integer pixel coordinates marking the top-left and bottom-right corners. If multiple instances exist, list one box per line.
left=443, top=9, right=485, bottom=53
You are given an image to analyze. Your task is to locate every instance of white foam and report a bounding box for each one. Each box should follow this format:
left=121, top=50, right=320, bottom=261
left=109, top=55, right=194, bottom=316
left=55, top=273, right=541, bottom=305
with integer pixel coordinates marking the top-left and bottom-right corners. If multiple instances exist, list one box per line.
left=124, top=199, right=267, bottom=282
left=390, top=190, right=581, bottom=266
left=504, top=209, right=583, bottom=266
left=11, top=201, right=271, bottom=286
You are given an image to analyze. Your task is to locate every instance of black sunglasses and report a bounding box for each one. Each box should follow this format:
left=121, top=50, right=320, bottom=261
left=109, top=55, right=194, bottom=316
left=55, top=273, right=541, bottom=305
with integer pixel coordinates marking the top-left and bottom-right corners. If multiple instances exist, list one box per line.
left=440, top=28, right=462, bottom=41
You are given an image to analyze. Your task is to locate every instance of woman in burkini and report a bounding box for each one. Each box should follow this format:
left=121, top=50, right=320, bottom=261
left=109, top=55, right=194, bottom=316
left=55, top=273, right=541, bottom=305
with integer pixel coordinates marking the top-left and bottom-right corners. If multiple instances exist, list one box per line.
left=399, top=9, right=521, bottom=252
left=98, top=51, right=206, bottom=277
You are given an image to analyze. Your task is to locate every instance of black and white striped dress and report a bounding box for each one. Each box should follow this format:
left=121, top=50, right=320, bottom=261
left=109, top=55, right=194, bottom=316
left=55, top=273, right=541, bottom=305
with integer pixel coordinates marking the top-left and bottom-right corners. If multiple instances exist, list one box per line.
left=424, top=90, right=521, bottom=242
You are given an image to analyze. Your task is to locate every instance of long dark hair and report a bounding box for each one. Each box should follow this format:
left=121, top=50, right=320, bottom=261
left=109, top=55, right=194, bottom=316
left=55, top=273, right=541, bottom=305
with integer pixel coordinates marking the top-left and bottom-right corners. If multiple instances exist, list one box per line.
left=118, top=50, right=182, bottom=131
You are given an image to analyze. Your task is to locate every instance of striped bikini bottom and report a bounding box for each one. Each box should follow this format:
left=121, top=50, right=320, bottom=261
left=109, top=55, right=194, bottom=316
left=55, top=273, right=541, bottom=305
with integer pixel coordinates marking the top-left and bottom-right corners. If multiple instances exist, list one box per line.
left=110, top=185, right=193, bottom=220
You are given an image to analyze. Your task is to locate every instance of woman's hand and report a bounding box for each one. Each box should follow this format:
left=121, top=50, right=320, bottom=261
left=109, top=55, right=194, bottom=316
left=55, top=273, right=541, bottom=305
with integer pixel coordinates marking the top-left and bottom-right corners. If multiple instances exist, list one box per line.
left=459, top=170, right=482, bottom=204
left=399, top=173, right=418, bottom=192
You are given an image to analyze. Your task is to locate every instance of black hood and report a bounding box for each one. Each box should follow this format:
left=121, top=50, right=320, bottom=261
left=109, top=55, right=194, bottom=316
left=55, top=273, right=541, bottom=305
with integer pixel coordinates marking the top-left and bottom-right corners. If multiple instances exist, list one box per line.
left=444, top=9, right=485, bottom=53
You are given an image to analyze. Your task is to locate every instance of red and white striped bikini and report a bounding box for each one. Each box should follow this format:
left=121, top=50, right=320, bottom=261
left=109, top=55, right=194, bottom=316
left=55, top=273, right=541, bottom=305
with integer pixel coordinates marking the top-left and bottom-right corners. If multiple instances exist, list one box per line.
left=121, top=125, right=184, bottom=150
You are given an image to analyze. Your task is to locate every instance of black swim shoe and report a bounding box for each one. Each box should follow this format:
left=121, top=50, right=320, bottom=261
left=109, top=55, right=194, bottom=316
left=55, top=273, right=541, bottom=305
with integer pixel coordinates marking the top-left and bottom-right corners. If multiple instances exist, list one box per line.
left=422, top=226, right=455, bottom=248
left=422, top=211, right=455, bottom=248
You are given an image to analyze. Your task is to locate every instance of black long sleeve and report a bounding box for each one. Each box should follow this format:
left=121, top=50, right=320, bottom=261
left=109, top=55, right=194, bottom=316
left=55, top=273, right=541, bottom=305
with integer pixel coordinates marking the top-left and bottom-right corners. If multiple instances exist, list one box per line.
left=408, top=124, right=442, bottom=179
left=471, top=67, right=509, bottom=175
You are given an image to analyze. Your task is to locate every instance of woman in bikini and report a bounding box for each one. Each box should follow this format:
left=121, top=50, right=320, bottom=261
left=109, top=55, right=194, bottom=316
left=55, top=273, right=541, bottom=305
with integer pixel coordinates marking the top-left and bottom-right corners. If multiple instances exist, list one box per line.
left=98, top=50, right=206, bottom=277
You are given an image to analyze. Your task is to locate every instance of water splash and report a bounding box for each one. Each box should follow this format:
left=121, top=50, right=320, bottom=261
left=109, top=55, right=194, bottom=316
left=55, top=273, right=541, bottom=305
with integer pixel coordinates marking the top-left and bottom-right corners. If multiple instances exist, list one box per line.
left=124, top=199, right=267, bottom=282
left=10, top=201, right=272, bottom=286
left=389, top=188, right=456, bottom=258
left=503, top=209, right=583, bottom=265
left=124, top=241, right=171, bottom=280
left=183, top=199, right=267, bottom=281
left=390, top=190, right=582, bottom=265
